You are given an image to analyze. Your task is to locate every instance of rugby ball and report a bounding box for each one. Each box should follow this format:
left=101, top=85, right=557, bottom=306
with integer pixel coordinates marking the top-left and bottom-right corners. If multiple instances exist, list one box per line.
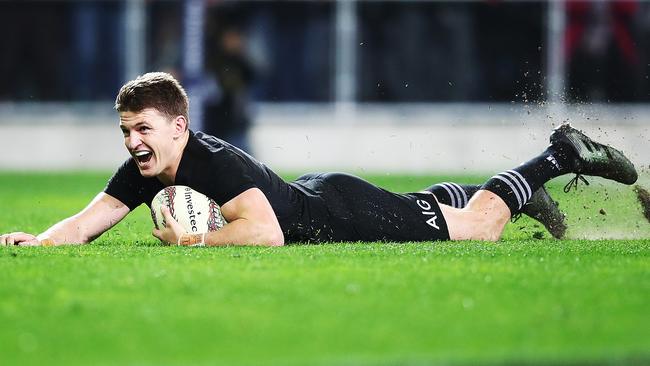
left=151, top=186, right=226, bottom=233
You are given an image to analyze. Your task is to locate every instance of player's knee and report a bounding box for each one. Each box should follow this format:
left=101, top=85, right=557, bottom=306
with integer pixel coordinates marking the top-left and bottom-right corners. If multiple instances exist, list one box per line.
left=467, top=213, right=504, bottom=241
left=469, top=229, right=501, bottom=242
left=462, top=222, right=502, bottom=241
left=445, top=209, right=505, bottom=242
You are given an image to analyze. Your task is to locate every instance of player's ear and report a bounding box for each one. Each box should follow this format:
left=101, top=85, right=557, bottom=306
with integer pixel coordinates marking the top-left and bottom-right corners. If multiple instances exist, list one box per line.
left=172, top=115, right=188, bottom=137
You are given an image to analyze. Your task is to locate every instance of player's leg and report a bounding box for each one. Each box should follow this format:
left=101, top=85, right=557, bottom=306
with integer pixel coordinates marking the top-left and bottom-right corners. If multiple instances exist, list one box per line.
left=440, top=123, right=637, bottom=241
left=424, top=182, right=478, bottom=209
left=437, top=190, right=511, bottom=241
left=425, top=182, right=567, bottom=239
left=482, top=123, right=637, bottom=218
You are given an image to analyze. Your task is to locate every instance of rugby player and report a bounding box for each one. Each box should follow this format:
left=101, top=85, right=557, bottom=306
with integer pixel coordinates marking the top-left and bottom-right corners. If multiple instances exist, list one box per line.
left=0, top=73, right=637, bottom=247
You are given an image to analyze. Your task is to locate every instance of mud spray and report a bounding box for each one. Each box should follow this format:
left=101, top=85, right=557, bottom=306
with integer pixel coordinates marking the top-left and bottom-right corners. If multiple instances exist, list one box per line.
left=634, top=185, right=650, bottom=224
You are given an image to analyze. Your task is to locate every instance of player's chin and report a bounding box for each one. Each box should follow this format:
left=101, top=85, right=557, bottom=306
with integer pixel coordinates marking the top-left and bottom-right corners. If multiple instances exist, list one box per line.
left=138, top=168, right=158, bottom=178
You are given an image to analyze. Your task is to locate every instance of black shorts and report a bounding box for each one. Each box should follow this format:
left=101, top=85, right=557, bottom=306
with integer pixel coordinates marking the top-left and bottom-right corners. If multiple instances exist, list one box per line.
left=291, top=173, right=450, bottom=243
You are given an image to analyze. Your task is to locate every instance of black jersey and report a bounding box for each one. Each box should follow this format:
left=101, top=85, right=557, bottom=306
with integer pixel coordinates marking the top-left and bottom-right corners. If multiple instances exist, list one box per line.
left=105, top=131, right=449, bottom=243
left=105, top=130, right=314, bottom=241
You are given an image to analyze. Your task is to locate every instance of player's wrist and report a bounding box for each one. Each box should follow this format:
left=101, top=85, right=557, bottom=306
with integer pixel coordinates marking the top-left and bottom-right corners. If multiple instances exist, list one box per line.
left=177, top=233, right=206, bottom=247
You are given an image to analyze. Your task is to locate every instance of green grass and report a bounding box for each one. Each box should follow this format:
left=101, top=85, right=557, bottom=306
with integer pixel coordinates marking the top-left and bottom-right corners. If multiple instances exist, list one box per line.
left=1, top=171, right=649, bottom=365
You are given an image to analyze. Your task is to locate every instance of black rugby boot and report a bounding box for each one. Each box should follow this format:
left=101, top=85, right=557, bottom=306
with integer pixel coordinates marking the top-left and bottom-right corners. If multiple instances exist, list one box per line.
left=550, top=124, right=638, bottom=191
left=519, top=185, right=567, bottom=239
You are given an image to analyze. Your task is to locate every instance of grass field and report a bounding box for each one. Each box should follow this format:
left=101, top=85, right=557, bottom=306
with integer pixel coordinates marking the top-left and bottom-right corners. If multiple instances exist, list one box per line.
left=1, top=171, right=649, bottom=366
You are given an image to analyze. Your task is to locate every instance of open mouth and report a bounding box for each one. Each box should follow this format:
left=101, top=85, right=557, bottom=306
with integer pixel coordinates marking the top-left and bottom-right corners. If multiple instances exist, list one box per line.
left=134, top=150, right=153, bottom=164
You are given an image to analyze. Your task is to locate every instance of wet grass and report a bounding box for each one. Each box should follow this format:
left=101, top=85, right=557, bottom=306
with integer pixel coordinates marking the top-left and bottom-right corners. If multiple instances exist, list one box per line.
left=0, top=171, right=649, bottom=365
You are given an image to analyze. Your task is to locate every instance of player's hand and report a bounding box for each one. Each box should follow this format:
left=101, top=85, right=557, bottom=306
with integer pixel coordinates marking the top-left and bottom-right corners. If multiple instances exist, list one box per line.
left=152, top=206, right=186, bottom=245
left=0, top=232, right=40, bottom=246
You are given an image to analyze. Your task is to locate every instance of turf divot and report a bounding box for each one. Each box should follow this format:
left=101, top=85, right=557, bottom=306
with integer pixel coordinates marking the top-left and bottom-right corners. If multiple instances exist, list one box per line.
left=634, top=185, right=650, bottom=224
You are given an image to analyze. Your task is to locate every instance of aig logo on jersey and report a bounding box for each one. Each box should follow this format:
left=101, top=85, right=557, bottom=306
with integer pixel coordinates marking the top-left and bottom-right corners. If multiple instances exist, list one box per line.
left=416, top=199, right=440, bottom=230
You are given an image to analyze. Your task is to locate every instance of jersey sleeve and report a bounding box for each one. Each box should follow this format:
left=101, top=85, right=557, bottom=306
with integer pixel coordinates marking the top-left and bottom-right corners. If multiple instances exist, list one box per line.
left=104, top=159, right=162, bottom=210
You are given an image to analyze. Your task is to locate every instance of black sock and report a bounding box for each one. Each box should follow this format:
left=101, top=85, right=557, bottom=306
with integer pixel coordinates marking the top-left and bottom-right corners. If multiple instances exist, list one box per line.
left=425, top=182, right=480, bottom=209
left=481, top=145, right=572, bottom=215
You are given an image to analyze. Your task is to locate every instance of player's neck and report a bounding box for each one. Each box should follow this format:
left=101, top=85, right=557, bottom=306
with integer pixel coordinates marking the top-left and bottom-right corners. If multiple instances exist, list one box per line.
left=157, top=132, right=189, bottom=186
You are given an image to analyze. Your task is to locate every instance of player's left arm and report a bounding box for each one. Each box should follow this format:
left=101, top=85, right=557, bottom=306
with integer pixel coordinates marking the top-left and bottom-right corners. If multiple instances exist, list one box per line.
left=153, top=187, right=284, bottom=247
left=1, top=192, right=130, bottom=246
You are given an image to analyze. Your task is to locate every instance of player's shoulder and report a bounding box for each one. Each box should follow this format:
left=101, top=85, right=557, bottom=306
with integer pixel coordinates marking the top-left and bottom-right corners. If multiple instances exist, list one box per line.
left=191, top=130, right=228, bottom=154
left=191, top=131, right=253, bottom=159
left=186, top=130, right=251, bottom=170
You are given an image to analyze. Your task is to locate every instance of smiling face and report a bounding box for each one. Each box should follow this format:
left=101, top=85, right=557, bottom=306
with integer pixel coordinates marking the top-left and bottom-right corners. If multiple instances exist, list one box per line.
left=119, top=108, right=188, bottom=181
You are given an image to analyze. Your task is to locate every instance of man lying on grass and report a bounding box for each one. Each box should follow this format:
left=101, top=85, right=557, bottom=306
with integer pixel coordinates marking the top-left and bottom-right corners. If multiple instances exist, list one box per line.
left=0, top=73, right=638, bottom=247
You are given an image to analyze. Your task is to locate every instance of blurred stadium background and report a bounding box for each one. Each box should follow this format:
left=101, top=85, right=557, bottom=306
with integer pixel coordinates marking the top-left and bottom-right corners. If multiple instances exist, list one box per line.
left=1, top=0, right=649, bottom=174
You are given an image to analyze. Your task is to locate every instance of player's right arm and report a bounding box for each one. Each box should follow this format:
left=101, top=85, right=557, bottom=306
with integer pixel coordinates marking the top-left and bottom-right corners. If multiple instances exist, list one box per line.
left=0, top=193, right=130, bottom=246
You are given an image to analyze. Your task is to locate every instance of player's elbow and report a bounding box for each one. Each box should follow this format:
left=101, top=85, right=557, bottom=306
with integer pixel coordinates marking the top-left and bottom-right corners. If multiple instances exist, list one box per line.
left=264, top=227, right=285, bottom=246
left=252, top=217, right=284, bottom=246
left=244, top=222, right=284, bottom=246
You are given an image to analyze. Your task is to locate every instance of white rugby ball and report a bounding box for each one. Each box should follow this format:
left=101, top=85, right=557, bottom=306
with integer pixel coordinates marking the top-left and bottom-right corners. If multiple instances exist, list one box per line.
left=151, top=185, right=226, bottom=233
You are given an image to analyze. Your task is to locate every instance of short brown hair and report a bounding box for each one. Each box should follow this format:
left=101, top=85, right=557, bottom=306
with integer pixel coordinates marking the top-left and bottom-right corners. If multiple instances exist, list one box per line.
left=115, top=72, right=189, bottom=122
